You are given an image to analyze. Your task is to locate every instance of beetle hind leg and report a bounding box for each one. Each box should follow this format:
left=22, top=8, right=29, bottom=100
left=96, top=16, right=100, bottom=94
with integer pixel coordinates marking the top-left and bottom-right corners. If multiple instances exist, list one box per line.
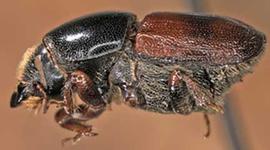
left=203, top=113, right=211, bottom=138
left=169, top=70, right=194, bottom=114
left=55, top=104, right=104, bottom=145
left=169, top=69, right=217, bottom=114
left=170, top=70, right=224, bottom=113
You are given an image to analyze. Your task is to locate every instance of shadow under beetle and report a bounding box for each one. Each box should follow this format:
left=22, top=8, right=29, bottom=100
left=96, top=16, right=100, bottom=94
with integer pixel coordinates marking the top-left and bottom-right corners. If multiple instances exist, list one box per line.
left=10, top=12, right=266, bottom=144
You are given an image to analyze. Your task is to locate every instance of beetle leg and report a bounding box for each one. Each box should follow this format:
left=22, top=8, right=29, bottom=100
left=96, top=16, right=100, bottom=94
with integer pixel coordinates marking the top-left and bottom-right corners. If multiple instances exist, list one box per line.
left=62, top=70, right=106, bottom=114
left=169, top=70, right=193, bottom=114
left=110, top=57, right=143, bottom=107
left=55, top=104, right=104, bottom=145
left=120, top=83, right=141, bottom=107
left=169, top=70, right=223, bottom=113
left=169, top=70, right=213, bottom=137
left=20, top=82, right=50, bottom=113
left=37, top=83, right=50, bottom=113
left=62, top=79, right=76, bottom=114
left=203, top=113, right=211, bottom=138
left=61, top=71, right=88, bottom=114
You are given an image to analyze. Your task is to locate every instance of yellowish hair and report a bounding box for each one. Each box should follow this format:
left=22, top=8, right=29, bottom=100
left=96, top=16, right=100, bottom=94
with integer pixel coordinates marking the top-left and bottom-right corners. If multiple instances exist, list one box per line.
left=16, top=45, right=38, bottom=81
left=22, top=96, right=42, bottom=109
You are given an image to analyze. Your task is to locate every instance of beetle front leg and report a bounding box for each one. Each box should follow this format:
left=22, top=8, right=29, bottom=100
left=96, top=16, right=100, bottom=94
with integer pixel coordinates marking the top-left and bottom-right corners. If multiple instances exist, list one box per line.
left=62, top=70, right=106, bottom=114
left=19, top=82, right=50, bottom=114
left=62, top=79, right=76, bottom=114
left=55, top=104, right=105, bottom=145
left=37, top=83, right=49, bottom=113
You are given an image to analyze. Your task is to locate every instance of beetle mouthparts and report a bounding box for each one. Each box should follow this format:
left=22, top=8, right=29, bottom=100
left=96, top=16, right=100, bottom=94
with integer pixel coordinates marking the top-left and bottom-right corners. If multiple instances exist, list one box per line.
left=10, top=83, right=29, bottom=108
left=10, top=91, right=25, bottom=108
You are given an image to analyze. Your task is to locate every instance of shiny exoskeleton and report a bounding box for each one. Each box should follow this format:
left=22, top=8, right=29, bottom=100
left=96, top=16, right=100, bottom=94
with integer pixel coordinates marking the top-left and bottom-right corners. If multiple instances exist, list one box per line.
left=10, top=12, right=266, bottom=144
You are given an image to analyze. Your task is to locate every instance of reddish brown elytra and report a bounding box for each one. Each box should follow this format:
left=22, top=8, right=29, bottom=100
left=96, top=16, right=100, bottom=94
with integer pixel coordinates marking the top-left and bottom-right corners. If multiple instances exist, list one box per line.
left=135, top=12, right=265, bottom=65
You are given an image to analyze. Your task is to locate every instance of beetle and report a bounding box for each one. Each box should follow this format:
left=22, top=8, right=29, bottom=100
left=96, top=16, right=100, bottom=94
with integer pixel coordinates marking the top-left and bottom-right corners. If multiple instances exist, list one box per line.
left=10, top=12, right=266, bottom=144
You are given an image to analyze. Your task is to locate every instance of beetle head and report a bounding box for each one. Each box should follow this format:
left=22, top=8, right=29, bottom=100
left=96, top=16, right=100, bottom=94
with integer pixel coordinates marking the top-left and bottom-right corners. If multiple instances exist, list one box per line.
left=10, top=45, right=45, bottom=109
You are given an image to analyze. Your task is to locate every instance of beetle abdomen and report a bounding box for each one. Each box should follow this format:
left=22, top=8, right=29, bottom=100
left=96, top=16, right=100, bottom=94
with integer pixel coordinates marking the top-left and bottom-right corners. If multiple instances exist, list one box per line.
left=43, top=12, right=136, bottom=63
left=135, top=12, right=266, bottom=65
